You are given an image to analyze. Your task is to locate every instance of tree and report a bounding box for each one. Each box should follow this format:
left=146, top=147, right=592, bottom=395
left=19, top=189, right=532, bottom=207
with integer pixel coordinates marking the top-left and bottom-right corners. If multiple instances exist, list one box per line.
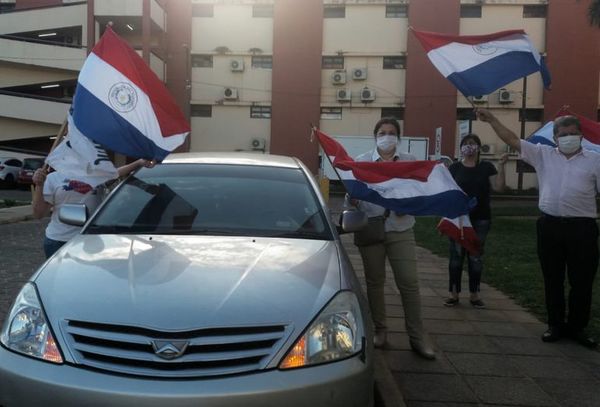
left=590, top=0, right=600, bottom=27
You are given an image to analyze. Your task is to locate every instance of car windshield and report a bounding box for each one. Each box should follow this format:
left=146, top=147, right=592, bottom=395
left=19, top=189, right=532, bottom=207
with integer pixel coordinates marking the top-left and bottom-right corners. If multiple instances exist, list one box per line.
left=85, top=163, right=332, bottom=240
left=23, top=159, right=44, bottom=170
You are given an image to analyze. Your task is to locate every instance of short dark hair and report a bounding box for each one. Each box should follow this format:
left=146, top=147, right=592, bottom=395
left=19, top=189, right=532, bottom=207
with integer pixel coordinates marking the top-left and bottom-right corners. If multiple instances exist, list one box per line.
left=460, top=133, right=482, bottom=148
left=553, top=115, right=581, bottom=136
left=373, top=117, right=401, bottom=137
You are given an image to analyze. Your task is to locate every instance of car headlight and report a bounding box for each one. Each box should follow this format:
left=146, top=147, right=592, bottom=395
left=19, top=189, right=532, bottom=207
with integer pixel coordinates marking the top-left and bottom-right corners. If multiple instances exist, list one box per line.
left=0, top=283, right=63, bottom=364
left=279, top=291, right=365, bottom=369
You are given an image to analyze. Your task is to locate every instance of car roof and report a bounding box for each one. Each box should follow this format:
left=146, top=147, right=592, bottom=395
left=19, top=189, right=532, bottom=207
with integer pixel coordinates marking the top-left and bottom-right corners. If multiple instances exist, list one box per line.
left=162, top=152, right=301, bottom=169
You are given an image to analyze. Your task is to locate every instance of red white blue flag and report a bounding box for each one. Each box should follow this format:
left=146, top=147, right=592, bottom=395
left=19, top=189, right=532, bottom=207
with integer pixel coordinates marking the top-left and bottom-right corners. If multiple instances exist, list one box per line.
left=71, top=27, right=189, bottom=161
left=437, top=216, right=480, bottom=255
left=527, top=108, right=600, bottom=152
left=316, top=129, right=473, bottom=219
left=412, top=28, right=551, bottom=97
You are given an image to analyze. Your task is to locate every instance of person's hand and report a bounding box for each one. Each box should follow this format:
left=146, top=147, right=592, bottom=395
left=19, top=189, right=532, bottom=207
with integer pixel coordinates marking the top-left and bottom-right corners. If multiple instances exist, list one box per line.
left=475, top=108, right=495, bottom=123
left=142, top=159, right=156, bottom=169
left=32, top=168, right=47, bottom=187
left=498, top=153, right=509, bottom=166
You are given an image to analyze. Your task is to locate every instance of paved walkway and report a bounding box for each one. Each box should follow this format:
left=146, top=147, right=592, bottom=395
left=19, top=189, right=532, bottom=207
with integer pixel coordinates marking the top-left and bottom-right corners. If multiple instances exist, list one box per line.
left=339, top=232, right=600, bottom=407
left=1, top=204, right=599, bottom=406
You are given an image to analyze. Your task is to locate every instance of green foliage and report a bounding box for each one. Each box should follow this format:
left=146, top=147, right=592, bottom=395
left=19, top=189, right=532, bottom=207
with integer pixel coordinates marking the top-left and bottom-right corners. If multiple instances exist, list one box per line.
left=2, top=199, right=17, bottom=208
left=414, top=214, right=600, bottom=340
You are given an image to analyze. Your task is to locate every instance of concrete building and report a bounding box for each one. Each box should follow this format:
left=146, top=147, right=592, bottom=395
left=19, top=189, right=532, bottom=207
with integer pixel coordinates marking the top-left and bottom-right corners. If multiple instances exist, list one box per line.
left=0, top=0, right=598, bottom=189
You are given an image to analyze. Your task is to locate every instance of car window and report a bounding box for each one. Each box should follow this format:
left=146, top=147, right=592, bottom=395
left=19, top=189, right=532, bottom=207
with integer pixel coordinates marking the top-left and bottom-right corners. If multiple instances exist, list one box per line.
left=86, top=163, right=332, bottom=240
left=23, top=158, right=45, bottom=170
left=5, top=159, right=22, bottom=167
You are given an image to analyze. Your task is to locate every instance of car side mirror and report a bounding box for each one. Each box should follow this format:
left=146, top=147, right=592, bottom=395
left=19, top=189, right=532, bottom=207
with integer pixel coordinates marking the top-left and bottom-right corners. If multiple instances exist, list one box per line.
left=336, top=210, right=368, bottom=234
left=58, top=204, right=88, bottom=226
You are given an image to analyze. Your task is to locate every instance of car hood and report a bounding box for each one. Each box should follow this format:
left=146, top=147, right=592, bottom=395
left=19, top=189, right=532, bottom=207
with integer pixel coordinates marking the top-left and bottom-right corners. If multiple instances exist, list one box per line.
left=35, top=235, right=341, bottom=332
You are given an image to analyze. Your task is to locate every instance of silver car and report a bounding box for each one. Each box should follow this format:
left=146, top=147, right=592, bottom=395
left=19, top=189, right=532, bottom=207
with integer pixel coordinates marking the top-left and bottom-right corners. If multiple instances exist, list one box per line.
left=0, top=153, right=373, bottom=406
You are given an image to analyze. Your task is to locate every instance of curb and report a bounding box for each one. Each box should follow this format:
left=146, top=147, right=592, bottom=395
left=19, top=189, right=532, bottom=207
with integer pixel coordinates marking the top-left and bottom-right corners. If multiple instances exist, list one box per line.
left=373, top=351, right=406, bottom=407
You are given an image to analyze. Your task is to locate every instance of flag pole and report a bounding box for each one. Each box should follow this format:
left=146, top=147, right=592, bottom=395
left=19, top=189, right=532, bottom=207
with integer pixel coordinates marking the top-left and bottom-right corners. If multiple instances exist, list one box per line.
left=311, top=125, right=353, bottom=199
left=517, top=76, right=527, bottom=191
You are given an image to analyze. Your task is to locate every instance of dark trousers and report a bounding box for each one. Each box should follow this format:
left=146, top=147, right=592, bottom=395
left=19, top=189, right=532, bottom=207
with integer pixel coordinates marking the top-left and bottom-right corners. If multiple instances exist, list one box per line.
left=448, top=219, right=491, bottom=293
left=537, top=215, right=599, bottom=332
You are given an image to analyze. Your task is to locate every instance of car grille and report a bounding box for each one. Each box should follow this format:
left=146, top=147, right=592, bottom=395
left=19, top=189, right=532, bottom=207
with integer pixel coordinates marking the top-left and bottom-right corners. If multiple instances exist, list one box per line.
left=60, top=320, right=292, bottom=378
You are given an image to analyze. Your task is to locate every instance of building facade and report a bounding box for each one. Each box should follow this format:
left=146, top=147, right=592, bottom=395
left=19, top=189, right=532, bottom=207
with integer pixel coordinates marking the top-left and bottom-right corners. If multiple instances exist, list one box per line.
left=0, top=0, right=598, bottom=188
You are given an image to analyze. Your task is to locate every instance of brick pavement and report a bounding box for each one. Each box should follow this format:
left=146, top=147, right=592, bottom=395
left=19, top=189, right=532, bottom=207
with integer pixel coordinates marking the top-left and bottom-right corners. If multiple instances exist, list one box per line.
left=340, top=233, right=600, bottom=407
left=0, top=217, right=47, bottom=323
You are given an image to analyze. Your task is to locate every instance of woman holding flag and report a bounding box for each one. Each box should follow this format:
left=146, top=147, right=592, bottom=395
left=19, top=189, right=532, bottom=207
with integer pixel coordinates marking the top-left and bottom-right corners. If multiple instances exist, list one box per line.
left=350, top=117, right=436, bottom=360
left=444, top=134, right=507, bottom=309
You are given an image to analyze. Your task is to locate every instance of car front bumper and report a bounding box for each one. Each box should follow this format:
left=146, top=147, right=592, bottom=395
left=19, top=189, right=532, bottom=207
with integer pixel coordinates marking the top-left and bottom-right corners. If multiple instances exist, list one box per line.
left=0, top=345, right=373, bottom=407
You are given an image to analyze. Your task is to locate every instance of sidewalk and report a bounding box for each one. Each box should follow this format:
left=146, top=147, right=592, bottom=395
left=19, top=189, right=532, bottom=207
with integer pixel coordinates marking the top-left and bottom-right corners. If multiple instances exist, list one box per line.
left=0, top=204, right=34, bottom=225
left=334, top=219, right=600, bottom=407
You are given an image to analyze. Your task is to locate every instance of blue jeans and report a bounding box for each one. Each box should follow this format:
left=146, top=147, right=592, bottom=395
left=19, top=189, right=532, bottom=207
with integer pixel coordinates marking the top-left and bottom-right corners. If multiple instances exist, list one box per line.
left=448, top=219, right=491, bottom=294
left=43, top=237, right=66, bottom=259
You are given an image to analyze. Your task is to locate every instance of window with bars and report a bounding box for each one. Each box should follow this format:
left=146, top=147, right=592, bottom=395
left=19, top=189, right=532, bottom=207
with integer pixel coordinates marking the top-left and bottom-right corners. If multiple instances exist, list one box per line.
left=250, top=106, right=271, bottom=118
left=251, top=56, right=272, bottom=68
left=321, top=107, right=342, bottom=120
left=383, top=56, right=406, bottom=69
left=324, top=5, right=345, bottom=18
left=460, top=5, right=481, bottom=18
left=519, top=108, right=544, bottom=122
left=381, top=108, right=404, bottom=120
left=457, top=108, right=477, bottom=121
left=253, top=5, right=273, bottom=17
left=191, top=54, right=213, bottom=68
left=385, top=4, right=408, bottom=18
left=322, top=56, right=344, bottom=69
left=523, top=5, right=547, bottom=18
left=192, top=4, right=213, bottom=17
left=191, top=104, right=212, bottom=117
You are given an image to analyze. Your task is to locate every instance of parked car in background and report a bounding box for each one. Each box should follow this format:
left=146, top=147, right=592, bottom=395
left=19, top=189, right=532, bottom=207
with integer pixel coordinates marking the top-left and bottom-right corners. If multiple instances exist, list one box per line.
left=0, top=157, right=23, bottom=187
left=0, top=152, right=373, bottom=406
left=17, top=157, right=46, bottom=188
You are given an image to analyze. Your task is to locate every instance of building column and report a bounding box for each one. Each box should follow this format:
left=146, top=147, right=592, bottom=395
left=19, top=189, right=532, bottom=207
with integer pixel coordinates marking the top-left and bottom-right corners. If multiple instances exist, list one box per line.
left=271, top=0, right=323, bottom=173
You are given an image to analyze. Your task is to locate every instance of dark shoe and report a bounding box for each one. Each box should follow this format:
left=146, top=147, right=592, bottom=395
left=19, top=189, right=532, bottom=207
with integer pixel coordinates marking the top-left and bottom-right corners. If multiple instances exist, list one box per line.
left=373, top=330, right=387, bottom=349
left=409, top=339, right=436, bottom=360
left=443, top=297, right=459, bottom=307
left=569, top=331, right=598, bottom=349
left=469, top=299, right=485, bottom=309
left=541, top=326, right=562, bottom=342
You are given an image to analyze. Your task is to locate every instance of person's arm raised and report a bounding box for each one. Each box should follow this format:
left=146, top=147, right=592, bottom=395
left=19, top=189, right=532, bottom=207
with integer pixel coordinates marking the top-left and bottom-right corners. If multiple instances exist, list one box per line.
left=476, top=108, right=521, bottom=153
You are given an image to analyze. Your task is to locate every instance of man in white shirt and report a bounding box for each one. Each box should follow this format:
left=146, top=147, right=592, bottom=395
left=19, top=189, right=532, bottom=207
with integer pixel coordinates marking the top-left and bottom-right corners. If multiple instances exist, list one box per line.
left=477, top=108, right=599, bottom=349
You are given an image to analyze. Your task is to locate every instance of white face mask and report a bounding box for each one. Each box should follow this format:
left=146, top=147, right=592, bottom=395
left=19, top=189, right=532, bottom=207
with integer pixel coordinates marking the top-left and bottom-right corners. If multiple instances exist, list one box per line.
left=376, top=135, right=398, bottom=152
left=557, top=135, right=582, bottom=155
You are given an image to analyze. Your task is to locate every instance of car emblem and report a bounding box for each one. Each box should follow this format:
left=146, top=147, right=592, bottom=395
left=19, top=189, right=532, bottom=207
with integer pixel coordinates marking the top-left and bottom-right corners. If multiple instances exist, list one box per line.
left=151, top=340, right=189, bottom=360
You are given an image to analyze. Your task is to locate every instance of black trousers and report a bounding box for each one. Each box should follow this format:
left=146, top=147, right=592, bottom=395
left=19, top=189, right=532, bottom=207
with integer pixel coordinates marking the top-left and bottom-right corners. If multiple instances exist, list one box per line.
left=536, top=214, right=599, bottom=332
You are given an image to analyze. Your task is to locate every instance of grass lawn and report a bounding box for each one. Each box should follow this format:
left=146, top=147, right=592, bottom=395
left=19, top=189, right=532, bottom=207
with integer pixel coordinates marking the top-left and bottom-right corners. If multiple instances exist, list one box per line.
left=414, top=209, right=600, bottom=341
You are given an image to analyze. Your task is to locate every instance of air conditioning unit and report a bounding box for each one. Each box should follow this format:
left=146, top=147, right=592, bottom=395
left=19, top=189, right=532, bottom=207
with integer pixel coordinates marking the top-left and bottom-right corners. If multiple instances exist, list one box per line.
left=472, top=95, right=488, bottom=104
left=331, top=70, right=346, bottom=85
left=251, top=137, right=266, bottom=150
left=352, top=67, right=368, bottom=80
left=336, top=88, right=351, bottom=102
left=230, top=59, right=244, bottom=72
left=360, top=87, right=375, bottom=102
left=223, top=87, right=238, bottom=100
left=480, top=144, right=496, bottom=155
left=498, top=88, right=514, bottom=103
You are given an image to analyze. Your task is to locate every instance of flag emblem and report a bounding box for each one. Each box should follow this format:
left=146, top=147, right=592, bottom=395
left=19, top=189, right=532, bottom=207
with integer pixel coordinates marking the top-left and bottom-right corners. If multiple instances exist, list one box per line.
left=472, top=44, right=497, bottom=55
left=108, top=82, right=138, bottom=112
